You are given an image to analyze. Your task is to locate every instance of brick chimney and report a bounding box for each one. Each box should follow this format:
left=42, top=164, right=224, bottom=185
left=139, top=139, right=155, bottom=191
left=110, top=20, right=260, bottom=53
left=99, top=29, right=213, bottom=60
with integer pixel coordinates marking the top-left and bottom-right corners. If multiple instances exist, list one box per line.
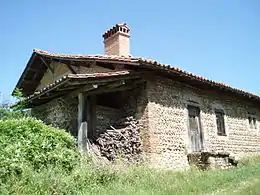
left=102, top=23, right=130, bottom=56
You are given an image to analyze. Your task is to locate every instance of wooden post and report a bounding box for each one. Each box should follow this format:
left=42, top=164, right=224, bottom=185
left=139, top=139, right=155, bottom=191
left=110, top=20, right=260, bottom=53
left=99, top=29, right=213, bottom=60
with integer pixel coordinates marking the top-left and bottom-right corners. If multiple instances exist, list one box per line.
left=88, top=95, right=96, bottom=139
left=77, top=93, right=88, bottom=152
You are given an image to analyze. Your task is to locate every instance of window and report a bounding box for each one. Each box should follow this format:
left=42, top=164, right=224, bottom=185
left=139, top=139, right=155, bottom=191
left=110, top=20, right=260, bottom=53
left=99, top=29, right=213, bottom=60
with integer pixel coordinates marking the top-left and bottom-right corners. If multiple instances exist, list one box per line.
left=215, top=109, right=226, bottom=136
left=248, top=115, right=257, bottom=129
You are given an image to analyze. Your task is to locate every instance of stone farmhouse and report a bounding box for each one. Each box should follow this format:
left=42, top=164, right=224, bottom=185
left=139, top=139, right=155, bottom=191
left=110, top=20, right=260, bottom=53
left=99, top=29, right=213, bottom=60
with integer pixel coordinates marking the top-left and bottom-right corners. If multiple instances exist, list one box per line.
left=13, top=23, right=260, bottom=169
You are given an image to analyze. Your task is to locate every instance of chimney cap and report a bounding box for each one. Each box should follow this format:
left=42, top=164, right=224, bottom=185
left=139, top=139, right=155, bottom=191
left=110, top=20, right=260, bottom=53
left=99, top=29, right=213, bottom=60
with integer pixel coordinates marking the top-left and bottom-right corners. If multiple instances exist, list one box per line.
left=102, top=23, right=130, bottom=39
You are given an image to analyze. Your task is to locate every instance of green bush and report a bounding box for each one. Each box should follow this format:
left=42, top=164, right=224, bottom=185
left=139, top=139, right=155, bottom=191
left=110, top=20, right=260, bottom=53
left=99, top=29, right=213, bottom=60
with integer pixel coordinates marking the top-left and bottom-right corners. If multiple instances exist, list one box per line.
left=0, top=118, right=79, bottom=179
left=0, top=108, right=24, bottom=120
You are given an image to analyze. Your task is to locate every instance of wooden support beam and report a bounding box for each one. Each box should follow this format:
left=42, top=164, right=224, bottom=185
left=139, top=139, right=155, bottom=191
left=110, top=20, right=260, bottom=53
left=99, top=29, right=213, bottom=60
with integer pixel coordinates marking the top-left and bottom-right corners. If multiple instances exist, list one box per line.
left=66, top=63, right=77, bottom=74
left=86, top=79, right=144, bottom=95
left=39, top=56, right=54, bottom=73
left=65, top=84, right=98, bottom=99
left=107, top=80, right=125, bottom=88
left=77, top=93, right=88, bottom=152
left=77, top=93, right=84, bottom=128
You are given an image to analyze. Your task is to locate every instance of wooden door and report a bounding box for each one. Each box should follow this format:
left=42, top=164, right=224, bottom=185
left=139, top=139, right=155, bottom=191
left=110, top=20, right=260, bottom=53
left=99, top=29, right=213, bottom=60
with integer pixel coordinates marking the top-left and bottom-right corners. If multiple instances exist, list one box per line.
left=188, top=105, right=203, bottom=152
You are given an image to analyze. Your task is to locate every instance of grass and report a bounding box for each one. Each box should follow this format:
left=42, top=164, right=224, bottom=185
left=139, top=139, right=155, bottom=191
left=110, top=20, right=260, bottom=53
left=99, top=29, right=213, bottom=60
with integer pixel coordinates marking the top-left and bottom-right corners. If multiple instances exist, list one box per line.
left=1, top=156, right=260, bottom=195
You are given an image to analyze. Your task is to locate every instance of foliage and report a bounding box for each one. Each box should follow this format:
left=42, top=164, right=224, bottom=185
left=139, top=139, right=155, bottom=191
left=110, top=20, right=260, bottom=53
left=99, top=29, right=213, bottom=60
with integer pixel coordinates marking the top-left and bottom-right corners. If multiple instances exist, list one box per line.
left=0, top=107, right=24, bottom=120
left=0, top=88, right=30, bottom=120
left=12, top=88, right=28, bottom=112
left=0, top=118, right=79, bottom=179
left=1, top=155, right=260, bottom=195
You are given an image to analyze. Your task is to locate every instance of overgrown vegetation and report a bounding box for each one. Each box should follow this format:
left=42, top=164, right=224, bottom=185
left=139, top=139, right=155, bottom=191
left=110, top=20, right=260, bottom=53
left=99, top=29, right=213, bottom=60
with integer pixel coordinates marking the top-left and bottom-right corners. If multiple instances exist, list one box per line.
left=0, top=88, right=29, bottom=120
left=1, top=90, right=260, bottom=194
left=1, top=155, right=260, bottom=195
left=1, top=116, right=260, bottom=195
left=0, top=118, right=79, bottom=180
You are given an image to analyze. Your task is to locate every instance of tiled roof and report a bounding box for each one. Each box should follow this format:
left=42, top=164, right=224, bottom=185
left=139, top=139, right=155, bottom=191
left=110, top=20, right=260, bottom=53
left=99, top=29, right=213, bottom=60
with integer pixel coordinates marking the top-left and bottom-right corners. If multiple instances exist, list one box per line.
left=32, top=49, right=260, bottom=102
left=33, top=49, right=139, bottom=63
left=26, top=71, right=134, bottom=100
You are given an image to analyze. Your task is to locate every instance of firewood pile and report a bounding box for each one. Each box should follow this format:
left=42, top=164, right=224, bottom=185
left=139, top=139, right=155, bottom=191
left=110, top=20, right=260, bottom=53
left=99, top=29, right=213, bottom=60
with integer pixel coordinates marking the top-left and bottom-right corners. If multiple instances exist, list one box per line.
left=94, top=116, right=142, bottom=162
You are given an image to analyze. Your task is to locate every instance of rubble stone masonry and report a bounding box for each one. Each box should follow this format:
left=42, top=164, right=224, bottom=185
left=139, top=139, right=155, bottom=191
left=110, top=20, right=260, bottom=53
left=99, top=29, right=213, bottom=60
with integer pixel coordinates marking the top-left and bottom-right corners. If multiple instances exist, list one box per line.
left=145, top=76, right=260, bottom=169
left=31, top=98, right=78, bottom=136
left=31, top=75, right=260, bottom=170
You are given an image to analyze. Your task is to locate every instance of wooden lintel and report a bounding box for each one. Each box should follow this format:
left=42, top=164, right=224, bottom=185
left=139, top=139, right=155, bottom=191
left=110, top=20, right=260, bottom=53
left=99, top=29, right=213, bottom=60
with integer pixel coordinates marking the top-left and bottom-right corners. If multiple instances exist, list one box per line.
left=107, top=80, right=125, bottom=88
left=40, top=56, right=54, bottom=73
left=86, top=79, right=144, bottom=95
left=65, top=84, right=98, bottom=99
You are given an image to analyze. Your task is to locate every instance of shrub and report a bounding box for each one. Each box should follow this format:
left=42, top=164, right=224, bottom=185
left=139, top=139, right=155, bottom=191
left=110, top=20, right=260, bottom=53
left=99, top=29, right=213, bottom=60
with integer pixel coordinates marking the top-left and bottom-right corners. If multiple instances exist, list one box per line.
left=0, top=107, right=24, bottom=120
left=0, top=118, right=79, bottom=179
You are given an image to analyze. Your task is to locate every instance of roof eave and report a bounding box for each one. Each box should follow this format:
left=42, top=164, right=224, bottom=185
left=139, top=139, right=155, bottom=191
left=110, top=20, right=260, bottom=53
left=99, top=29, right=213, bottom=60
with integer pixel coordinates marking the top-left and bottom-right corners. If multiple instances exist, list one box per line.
left=12, top=51, right=38, bottom=96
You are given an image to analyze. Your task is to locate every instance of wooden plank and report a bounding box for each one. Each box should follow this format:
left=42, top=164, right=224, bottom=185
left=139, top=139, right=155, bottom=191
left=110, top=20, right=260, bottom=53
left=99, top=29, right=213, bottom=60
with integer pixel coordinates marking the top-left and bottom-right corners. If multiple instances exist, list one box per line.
left=77, top=93, right=84, bottom=129
left=107, top=80, right=125, bottom=88
left=85, top=79, right=144, bottom=96
left=65, top=84, right=98, bottom=99
left=39, top=56, right=54, bottom=73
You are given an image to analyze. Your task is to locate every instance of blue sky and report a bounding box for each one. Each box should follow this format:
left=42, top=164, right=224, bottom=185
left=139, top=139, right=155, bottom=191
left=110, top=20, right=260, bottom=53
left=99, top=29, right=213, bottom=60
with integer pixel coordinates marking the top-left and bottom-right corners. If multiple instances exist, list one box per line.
left=0, top=0, right=259, bottom=102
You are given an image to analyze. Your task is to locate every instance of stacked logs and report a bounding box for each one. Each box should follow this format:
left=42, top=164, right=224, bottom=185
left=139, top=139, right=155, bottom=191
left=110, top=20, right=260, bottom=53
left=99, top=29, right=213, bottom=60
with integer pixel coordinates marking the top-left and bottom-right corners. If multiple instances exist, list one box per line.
left=94, top=116, right=142, bottom=162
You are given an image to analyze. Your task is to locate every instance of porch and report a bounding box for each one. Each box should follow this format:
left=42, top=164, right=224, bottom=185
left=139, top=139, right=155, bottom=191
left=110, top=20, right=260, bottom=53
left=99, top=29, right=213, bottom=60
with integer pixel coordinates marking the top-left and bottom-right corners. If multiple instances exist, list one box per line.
left=29, top=71, right=147, bottom=156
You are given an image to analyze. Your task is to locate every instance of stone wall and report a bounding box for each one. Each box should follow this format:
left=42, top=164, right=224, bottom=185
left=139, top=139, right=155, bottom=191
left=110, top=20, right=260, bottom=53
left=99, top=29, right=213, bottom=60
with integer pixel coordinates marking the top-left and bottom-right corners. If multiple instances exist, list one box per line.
left=145, top=76, right=260, bottom=169
left=96, top=105, right=124, bottom=135
left=95, top=83, right=149, bottom=162
left=95, top=86, right=148, bottom=136
left=31, top=97, right=78, bottom=136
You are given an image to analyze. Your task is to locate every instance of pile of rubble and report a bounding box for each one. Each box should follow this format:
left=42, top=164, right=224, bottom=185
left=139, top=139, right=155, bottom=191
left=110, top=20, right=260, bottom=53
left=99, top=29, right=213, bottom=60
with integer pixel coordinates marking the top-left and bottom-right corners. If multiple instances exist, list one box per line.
left=94, top=116, right=142, bottom=162
left=187, top=151, right=238, bottom=170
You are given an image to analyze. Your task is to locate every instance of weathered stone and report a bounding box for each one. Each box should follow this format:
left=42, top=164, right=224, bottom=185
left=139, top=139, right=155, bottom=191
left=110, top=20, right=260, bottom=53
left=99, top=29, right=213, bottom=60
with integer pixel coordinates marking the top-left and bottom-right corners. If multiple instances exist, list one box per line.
left=31, top=97, right=78, bottom=136
left=145, top=76, right=260, bottom=170
left=31, top=75, right=260, bottom=170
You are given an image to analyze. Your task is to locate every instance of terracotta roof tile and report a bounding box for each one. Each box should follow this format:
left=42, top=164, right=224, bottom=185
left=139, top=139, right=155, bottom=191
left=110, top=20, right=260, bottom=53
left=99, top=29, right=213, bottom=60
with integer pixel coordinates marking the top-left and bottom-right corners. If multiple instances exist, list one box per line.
left=25, top=49, right=260, bottom=102
left=26, top=71, right=132, bottom=100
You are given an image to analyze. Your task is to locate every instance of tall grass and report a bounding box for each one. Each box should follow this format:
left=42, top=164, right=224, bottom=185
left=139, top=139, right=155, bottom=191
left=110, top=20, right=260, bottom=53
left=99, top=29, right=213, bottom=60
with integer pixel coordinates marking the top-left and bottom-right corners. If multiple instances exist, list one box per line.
left=1, top=155, right=260, bottom=195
